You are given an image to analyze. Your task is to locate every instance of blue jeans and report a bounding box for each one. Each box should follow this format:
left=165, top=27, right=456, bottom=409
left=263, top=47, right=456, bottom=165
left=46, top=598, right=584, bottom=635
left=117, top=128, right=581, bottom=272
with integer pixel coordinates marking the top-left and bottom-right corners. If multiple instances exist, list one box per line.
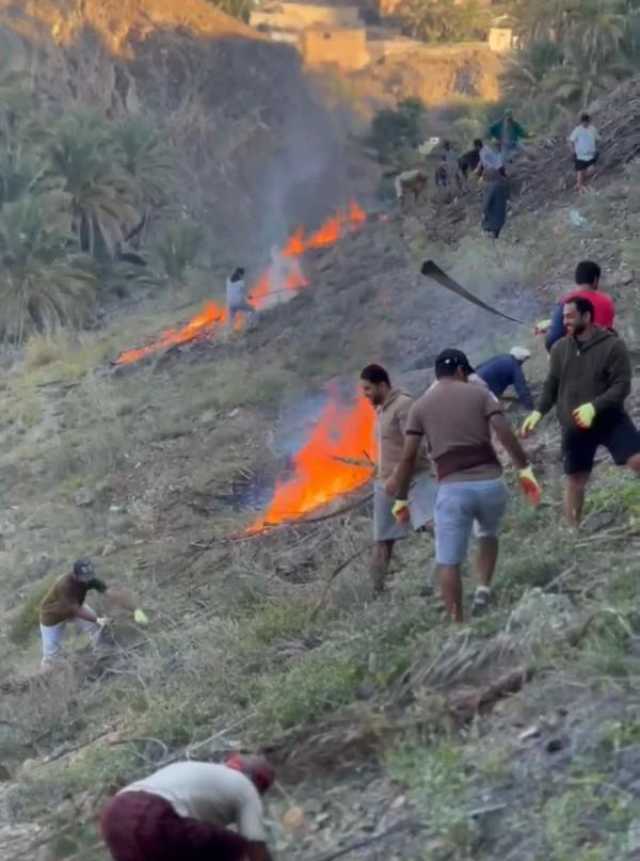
left=434, top=479, right=508, bottom=566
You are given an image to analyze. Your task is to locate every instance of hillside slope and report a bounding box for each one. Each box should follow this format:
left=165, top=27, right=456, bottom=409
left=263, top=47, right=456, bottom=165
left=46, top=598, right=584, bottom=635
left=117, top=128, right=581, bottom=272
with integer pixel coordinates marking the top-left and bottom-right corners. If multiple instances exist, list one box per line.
left=2, top=23, right=640, bottom=861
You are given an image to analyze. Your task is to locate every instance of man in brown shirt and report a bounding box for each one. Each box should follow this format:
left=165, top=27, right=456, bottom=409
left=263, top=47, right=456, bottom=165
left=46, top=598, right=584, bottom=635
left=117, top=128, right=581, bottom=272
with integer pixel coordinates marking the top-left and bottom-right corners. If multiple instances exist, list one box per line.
left=360, top=364, right=436, bottom=595
left=39, top=559, right=109, bottom=669
left=393, top=349, right=540, bottom=622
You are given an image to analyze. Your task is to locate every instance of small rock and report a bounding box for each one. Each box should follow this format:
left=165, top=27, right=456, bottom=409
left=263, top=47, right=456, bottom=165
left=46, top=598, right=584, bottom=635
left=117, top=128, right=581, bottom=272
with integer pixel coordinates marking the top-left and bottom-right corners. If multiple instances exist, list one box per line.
left=282, top=806, right=306, bottom=832
left=0, top=763, right=11, bottom=781
left=73, top=488, right=95, bottom=507
left=519, top=725, right=541, bottom=742
left=200, top=409, right=217, bottom=425
left=391, top=794, right=407, bottom=809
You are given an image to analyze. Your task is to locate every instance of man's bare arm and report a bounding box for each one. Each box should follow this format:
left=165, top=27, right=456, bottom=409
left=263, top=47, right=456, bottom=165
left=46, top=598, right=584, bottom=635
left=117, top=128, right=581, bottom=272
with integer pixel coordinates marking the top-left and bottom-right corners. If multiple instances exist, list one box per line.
left=395, top=435, right=422, bottom=500
left=75, top=605, right=99, bottom=623
left=490, top=414, right=528, bottom=470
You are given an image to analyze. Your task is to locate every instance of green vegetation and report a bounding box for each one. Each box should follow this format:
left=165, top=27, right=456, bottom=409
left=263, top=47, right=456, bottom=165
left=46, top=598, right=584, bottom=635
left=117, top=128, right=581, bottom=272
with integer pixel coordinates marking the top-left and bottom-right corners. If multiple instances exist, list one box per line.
left=368, top=98, right=427, bottom=164
left=398, top=0, right=490, bottom=44
left=205, top=0, right=253, bottom=22
left=0, top=55, right=181, bottom=343
left=506, top=0, right=640, bottom=122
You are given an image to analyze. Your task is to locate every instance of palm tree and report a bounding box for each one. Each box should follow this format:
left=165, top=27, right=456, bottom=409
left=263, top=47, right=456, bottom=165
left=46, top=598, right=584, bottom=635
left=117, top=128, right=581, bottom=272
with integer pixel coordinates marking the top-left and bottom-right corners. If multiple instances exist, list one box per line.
left=157, top=221, right=204, bottom=286
left=111, top=116, right=174, bottom=210
left=504, top=40, right=564, bottom=102
left=48, top=111, right=137, bottom=258
left=542, top=40, right=632, bottom=107
left=0, top=195, right=96, bottom=343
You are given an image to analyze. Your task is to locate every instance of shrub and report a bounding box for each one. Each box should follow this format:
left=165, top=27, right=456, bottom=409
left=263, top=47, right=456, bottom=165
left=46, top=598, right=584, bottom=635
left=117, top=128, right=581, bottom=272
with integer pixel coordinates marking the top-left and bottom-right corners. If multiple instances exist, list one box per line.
left=368, top=99, right=427, bottom=164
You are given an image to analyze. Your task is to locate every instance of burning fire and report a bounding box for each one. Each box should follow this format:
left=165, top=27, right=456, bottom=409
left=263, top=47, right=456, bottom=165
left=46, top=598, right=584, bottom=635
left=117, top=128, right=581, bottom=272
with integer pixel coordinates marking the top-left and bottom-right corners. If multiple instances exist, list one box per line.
left=115, top=201, right=367, bottom=366
left=249, top=392, right=376, bottom=532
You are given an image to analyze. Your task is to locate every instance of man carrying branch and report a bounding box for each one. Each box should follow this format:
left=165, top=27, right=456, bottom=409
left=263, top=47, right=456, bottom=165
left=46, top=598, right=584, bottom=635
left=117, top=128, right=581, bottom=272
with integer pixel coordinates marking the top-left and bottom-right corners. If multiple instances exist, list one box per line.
left=393, top=350, right=540, bottom=623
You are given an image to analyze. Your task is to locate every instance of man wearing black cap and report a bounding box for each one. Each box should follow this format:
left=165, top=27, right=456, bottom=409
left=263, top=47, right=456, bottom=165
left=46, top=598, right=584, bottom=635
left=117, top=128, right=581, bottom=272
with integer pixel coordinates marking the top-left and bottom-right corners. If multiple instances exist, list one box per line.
left=393, top=349, right=541, bottom=622
left=38, top=559, right=149, bottom=670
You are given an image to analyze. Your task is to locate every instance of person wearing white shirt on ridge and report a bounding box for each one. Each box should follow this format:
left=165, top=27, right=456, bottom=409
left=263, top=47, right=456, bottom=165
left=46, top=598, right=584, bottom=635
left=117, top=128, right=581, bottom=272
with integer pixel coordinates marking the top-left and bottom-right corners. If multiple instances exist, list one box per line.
left=569, top=113, right=600, bottom=191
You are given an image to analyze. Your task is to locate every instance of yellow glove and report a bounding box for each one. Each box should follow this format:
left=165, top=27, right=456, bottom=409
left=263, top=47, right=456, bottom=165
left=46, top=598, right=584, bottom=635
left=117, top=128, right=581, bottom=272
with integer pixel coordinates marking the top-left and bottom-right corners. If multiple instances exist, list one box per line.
left=133, top=608, right=149, bottom=626
left=534, top=318, right=552, bottom=335
left=392, top=499, right=410, bottom=523
left=518, top=466, right=541, bottom=507
left=521, top=410, right=542, bottom=437
left=572, top=403, right=596, bottom=430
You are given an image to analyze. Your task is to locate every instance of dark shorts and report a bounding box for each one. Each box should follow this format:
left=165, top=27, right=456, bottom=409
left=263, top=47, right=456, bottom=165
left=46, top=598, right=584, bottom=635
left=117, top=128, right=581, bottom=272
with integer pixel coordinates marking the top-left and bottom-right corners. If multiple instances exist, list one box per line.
left=100, top=791, right=249, bottom=861
left=575, top=156, right=597, bottom=171
left=562, top=411, right=640, bottom=475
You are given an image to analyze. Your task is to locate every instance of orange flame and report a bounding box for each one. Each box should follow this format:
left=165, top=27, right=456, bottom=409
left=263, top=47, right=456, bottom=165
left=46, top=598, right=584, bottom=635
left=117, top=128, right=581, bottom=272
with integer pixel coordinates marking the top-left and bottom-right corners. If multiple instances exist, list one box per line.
left=115, top=201, right=365, bottom=366
left=249, top=393, right=376, bottom=532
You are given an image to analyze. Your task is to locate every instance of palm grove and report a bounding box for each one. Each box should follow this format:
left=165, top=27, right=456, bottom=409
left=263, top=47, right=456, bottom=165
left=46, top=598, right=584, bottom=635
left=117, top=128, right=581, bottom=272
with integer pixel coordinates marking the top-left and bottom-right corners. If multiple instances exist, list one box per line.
left=0, top=57, right=194, bottom=344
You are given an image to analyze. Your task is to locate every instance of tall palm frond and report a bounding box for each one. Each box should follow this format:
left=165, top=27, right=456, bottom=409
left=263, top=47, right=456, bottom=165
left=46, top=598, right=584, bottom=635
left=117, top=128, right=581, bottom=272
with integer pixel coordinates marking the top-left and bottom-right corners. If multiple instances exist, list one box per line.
left=112, top=116, right=175, bottom=209
left=48, top=111, right=138, bottom=258
left=0, top=195, right=96, bottom=343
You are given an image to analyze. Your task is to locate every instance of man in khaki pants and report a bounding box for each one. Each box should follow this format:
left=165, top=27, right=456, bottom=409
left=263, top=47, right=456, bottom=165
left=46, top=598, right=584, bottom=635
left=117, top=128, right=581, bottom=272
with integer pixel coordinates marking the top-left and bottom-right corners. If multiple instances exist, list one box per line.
left=360, top=364, right=437, bottom=596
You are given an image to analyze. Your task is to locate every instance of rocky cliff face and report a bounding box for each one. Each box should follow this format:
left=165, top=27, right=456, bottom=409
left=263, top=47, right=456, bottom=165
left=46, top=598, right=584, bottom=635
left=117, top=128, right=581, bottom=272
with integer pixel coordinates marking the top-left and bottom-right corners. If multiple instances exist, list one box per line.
left=0, top=0, right=361, bottom=260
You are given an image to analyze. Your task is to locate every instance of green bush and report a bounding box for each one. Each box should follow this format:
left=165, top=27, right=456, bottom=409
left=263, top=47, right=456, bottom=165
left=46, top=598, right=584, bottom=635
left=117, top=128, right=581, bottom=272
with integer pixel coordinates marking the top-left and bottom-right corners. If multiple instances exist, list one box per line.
left=254, top=653, right=365, bottom=730
left=368, top=98, right=426, bottom=164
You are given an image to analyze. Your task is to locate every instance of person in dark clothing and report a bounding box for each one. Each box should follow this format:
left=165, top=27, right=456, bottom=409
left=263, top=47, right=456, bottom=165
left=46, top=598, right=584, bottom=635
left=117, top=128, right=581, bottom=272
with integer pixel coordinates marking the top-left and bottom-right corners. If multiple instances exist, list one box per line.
left=476, top=347, right=534, bottom=410
left=482, top=171, right=509, bottom=238
left=522, top=296, right=640, bottom=527
left=459, top=139, right=483, bottom=178
left=539, top=261, right=615, bottom=353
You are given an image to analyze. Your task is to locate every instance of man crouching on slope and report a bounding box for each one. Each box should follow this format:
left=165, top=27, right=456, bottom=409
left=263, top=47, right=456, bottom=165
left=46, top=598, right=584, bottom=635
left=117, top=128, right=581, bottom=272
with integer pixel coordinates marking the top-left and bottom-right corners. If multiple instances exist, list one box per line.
left=360, top=364, right=437, bottom=596
left=393, top=349, right=540, bottom=623
left=101, top=755, right=275, bottom=861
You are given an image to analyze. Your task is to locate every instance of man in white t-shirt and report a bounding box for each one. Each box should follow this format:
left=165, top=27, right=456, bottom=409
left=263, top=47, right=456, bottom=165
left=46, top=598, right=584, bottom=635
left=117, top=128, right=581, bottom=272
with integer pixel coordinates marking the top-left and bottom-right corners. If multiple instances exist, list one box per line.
left=100, top=755, right=275, bottom=861
left=568, top=113, right=600, bottom=191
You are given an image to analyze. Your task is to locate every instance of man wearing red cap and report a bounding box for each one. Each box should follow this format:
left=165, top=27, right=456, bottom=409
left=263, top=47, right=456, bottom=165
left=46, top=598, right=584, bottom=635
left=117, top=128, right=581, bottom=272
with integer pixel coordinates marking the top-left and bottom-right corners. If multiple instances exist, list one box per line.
left=100, top=755, right=275, bottom=861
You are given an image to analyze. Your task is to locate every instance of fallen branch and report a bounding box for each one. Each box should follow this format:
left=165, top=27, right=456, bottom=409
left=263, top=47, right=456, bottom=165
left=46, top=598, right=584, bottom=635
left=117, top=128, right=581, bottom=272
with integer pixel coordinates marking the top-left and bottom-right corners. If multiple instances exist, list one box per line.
left=309, top=544, right=370, bottom=621
left=189, top=491, right=374, bottom=552
left=307, top=818, right=429, bottom=861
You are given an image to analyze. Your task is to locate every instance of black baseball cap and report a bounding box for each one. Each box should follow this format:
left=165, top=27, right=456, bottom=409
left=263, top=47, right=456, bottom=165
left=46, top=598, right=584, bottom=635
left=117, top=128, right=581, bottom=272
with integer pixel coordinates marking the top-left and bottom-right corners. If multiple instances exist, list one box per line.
left=73, top=558, right=95, bottom=580
left=435, top=348, right=475, bottom=376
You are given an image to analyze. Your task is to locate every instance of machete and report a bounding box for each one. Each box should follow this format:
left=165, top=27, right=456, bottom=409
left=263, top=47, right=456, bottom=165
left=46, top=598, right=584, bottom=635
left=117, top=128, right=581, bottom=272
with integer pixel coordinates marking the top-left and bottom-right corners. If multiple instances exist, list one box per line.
left=421, top=260, right=524, bottom=324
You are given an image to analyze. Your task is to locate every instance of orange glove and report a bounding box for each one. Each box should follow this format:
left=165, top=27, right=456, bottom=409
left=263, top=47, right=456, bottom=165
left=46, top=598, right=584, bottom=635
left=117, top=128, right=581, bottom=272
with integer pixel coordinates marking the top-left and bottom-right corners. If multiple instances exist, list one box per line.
left=392, top=499, right=410, bottom=524
left=518, top=466, right=541, bottom=507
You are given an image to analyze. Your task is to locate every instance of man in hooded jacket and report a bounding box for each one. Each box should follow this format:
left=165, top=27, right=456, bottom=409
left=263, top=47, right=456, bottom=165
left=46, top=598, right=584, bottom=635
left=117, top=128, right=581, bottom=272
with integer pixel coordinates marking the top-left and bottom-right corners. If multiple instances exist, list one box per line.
left=522, top=296, right=640, bottom=527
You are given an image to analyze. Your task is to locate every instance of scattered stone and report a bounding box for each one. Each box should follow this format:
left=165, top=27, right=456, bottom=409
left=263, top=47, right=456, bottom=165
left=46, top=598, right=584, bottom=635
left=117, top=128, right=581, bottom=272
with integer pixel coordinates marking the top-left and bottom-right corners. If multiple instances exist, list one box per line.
left=282, top=806, right=306, bottom=832
left=507, top=588, right=576, bottom=644
left=73, top=488, right=95, bottom=507
left=0, top=764, right=11, bottom=781
left=546, top=737, right=567, bottom=754
left=519, top=725, right=541, bottom=742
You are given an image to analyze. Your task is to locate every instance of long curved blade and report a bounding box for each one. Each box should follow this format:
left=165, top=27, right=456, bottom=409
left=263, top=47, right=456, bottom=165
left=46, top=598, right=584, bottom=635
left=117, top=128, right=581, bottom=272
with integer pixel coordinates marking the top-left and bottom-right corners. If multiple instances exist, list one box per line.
left=421, top=260, right=524, bottom=324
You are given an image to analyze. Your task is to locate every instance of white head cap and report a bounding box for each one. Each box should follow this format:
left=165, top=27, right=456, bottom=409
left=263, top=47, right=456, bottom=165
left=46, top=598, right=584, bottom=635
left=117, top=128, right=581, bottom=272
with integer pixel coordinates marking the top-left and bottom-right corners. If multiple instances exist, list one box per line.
left=510, top=346, right=531, bottom=362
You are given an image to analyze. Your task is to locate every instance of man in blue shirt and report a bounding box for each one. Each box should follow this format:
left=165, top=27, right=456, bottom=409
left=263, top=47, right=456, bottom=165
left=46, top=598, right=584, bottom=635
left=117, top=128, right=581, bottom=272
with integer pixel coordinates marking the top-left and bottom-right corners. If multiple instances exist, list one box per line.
left=476, top=347, right=534, bottom=410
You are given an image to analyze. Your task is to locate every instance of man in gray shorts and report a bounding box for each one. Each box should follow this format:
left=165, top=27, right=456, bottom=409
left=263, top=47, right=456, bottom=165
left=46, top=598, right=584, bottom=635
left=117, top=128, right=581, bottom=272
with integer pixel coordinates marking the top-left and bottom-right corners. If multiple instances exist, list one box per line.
left=393, top=349, right=541, bottom=622
left=360, top=364, right=437, bottom=596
